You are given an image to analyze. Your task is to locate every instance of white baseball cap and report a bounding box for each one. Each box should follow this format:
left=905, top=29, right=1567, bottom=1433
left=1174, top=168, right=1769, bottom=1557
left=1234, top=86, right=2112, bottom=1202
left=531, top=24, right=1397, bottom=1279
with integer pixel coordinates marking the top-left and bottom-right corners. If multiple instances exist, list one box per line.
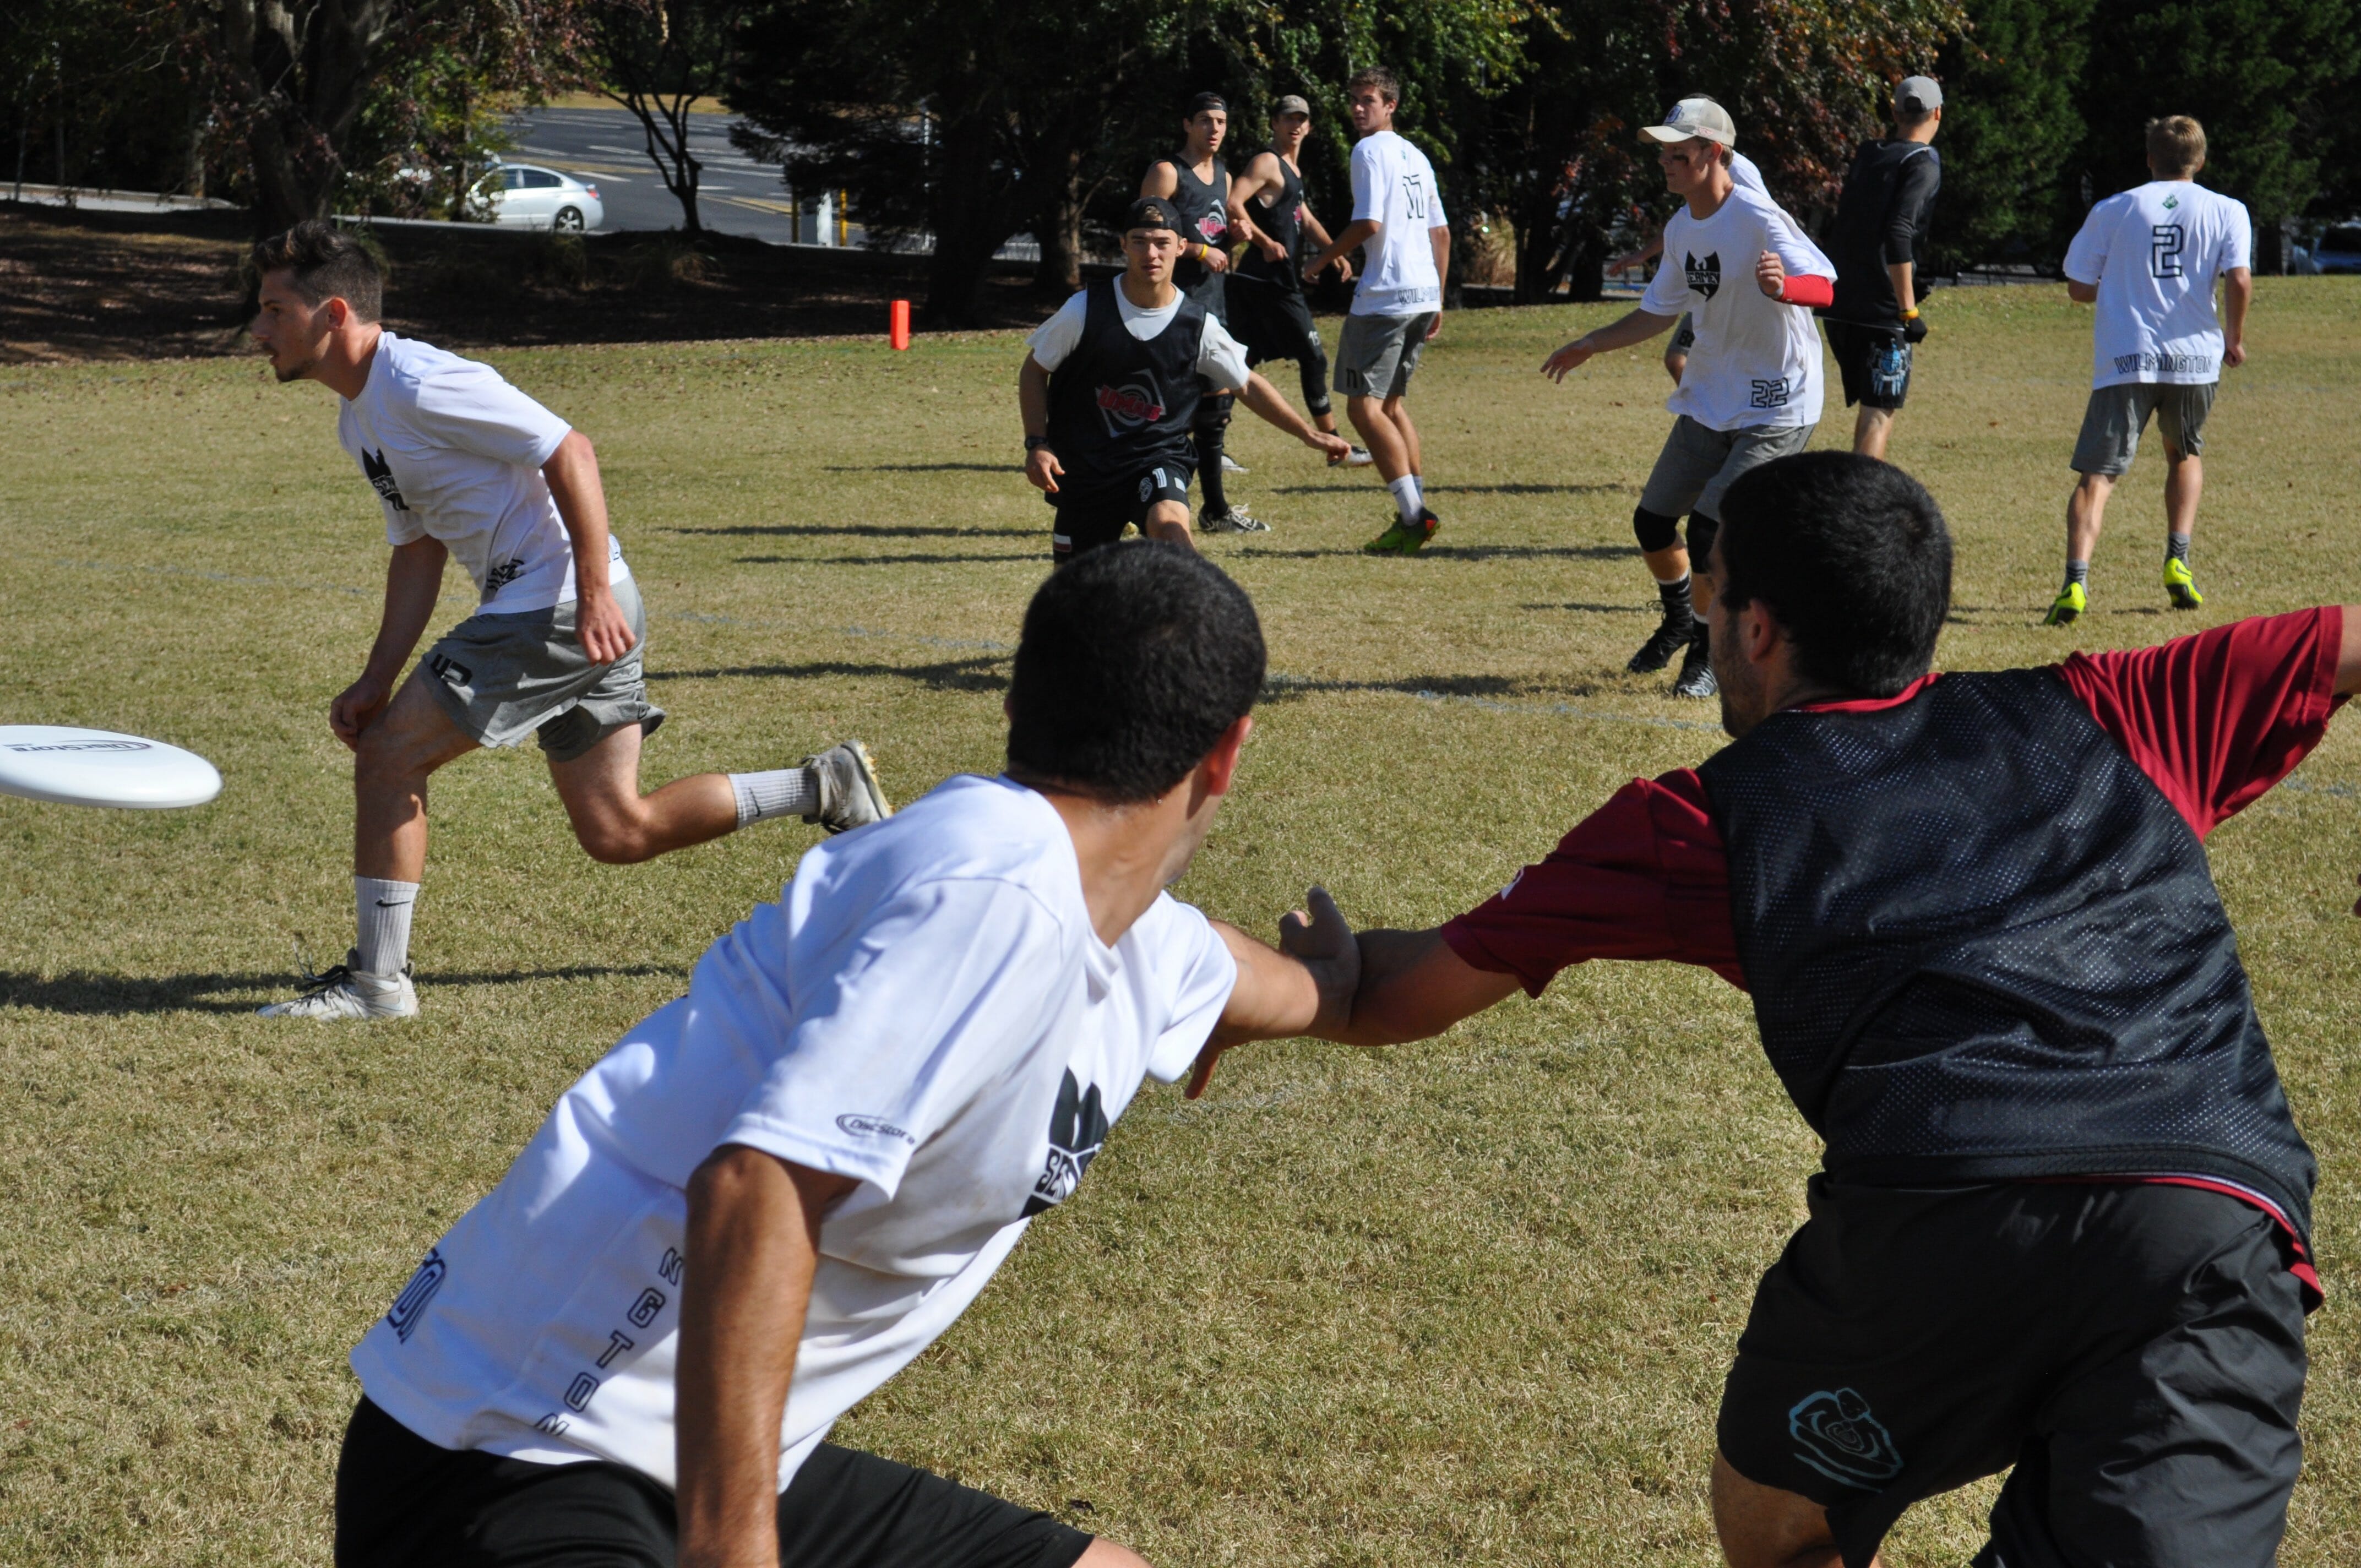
left=1641, top=97, right=1736, bottom=148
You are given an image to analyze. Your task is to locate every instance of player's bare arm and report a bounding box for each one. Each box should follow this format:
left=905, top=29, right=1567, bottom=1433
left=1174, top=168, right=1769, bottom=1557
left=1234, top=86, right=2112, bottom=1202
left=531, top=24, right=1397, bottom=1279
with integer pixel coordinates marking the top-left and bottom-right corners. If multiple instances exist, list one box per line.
left=331, top=536, right=448, bottom=749
left=1016, top=354, right=1062, bottom=492
left=1427, top=225, right=1451, bottom=340
left=1186, top=903, right=1361, bottom=1096
left=1230, top=371, right=1353, bottom=462
left=1300, top=209, right=1351, bottom=281
left=675, top=1148, right=857, bottom=1568
left=1542, top=309, right=1680, bottom=380
left=541, top=431, right=635, bottom=665
left=1308, top=219, right=1378, bottom=286
left=2223, top=266, right=2252, bottom=367
left=1228, top=152, right=1288, bottom=261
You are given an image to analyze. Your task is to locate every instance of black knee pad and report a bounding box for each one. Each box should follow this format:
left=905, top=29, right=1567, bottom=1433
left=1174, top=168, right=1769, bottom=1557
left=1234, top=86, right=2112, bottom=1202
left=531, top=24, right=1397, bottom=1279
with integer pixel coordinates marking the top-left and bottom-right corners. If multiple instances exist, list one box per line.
left=1194, top=393, right=1233, bottom=434
left=1633, top=505, right=1682, bottom=553
left=1687, top=512, right=1721, bottom=571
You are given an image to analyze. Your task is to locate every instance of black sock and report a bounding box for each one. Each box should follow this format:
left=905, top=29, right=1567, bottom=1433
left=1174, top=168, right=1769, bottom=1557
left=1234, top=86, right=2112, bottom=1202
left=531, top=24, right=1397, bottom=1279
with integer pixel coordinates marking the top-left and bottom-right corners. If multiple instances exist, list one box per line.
left=1197, top=424, right=1228, bottom=513
left=2167, top=532, right=2191, bottom=564
left=1657, top=575, right=1694, bottom=624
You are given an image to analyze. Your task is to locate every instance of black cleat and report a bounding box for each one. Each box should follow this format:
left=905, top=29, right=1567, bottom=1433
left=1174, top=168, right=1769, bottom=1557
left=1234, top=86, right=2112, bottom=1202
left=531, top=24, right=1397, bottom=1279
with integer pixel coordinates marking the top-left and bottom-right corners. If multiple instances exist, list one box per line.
left=1628, top=611, right=1694, bottom=674
left=1672, top=627, right=1717, bottom=698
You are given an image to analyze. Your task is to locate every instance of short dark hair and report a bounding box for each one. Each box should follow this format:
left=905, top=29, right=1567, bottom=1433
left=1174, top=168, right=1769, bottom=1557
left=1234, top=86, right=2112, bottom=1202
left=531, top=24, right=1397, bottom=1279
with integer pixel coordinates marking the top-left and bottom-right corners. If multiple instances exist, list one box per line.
left=1715, top=453, right=1951, bottom=698
left=1346, top=66, right=1400, bottom=104
left=252, top=220, right=384, bottom=322
left=1007, top=543, right=1266, bottom=802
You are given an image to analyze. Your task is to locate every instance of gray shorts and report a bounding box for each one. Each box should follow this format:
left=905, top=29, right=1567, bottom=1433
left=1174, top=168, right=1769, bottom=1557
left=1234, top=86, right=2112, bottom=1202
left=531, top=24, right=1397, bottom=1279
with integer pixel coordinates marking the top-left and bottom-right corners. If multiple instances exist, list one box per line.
left=1334, top=311, right=1435, bottom=400
left=1638, top=415, right=1815, bottom=520
left=2071, top=382, right=2217, bottom=475
left=417, top=576, right=665, bottom=764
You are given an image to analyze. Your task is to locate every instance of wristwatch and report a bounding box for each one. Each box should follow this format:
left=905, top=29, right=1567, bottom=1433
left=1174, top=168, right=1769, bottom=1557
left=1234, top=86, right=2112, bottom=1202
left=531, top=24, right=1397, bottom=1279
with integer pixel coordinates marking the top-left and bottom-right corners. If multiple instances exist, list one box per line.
left=1025, top=435, right=1051, bottom=452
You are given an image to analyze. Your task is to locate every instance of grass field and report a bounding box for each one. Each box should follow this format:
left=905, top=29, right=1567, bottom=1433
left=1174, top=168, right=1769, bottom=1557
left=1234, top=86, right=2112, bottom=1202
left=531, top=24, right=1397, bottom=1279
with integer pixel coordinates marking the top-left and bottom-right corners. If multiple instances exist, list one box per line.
left=4, top=283, right=2360, bottom=1565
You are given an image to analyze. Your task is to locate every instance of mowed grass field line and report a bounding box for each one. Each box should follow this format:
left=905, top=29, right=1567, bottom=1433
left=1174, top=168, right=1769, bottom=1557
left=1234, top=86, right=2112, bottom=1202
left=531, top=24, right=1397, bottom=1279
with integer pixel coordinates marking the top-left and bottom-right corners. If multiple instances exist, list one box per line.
left=2, top=283, right=2358, bottom=1566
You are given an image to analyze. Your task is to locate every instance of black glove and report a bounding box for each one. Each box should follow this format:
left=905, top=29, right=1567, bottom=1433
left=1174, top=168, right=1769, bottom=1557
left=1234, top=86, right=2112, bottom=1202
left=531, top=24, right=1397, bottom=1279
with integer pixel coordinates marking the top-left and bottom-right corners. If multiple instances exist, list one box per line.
left=1902, top=314, right=1928, bottom=344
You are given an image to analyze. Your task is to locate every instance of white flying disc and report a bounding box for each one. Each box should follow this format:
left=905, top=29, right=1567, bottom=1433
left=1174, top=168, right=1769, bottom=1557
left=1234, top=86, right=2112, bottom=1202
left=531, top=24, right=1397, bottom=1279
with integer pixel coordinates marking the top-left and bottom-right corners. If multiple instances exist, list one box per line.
left=0, top=726, right=222, bottom=809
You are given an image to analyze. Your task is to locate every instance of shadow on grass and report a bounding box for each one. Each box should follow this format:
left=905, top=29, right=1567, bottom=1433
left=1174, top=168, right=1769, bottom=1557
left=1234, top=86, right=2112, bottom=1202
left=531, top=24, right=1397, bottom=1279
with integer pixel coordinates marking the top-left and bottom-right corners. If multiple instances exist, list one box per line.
left=1265, top=482, right=1626, bottom=497
left=1260, top=673, right=1609, bottom=703
left=667, top=523, right=1026, bottom=540
left=0, top=965, right=687, bottom=1017
left=1238, top=542, right=1628, bottom=562
left=821, top=462, right=1012, bottom=473
left=651, top=656, right=1009, bottom=694
left=1520, top=601, right=1655, bottom=616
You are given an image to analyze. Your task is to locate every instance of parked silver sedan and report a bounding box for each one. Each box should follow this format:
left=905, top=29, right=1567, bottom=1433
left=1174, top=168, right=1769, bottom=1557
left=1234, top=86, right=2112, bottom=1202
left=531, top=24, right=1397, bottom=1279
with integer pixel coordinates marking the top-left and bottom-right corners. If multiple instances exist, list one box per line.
left=469, top=163, right=605, bottom=231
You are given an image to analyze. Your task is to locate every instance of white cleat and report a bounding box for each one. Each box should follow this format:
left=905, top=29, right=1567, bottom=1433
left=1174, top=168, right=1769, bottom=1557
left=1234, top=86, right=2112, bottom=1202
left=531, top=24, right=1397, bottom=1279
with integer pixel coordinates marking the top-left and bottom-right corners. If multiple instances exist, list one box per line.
left=1220, top=454, right=1249, bottom=473
left=1200, top=504, right=1270, bottom=534
left=257, top=949, right=418, bottom=1020
left=803, top=740, right=892, bottom=834
left=1343, top=445, right=1375, bottom=467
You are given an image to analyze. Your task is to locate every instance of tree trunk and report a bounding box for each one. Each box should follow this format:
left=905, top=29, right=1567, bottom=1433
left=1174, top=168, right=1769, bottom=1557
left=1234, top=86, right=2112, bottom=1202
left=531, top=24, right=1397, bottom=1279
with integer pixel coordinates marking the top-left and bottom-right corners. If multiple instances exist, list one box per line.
left=921, top=106, right=1015, bottom=328
left=215, top=0, right=394, bottom=236
left=1031, top=154, right=1084, bottom=295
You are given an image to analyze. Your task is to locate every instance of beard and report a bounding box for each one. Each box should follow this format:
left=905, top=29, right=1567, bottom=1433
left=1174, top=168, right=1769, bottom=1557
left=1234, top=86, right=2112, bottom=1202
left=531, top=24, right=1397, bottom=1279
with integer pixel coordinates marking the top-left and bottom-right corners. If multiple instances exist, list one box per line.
left=1712, top=619, right=1765, bottom=738
left=270, top=351, right=318, bottom=384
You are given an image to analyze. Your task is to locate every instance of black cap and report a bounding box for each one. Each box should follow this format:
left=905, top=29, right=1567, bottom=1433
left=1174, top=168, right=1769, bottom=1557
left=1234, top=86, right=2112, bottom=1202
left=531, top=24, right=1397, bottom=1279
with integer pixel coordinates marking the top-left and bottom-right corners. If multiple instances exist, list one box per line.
left=1185, top=91, right=1228, bottom=118
left=1124, top=197, right=1184, bottom=235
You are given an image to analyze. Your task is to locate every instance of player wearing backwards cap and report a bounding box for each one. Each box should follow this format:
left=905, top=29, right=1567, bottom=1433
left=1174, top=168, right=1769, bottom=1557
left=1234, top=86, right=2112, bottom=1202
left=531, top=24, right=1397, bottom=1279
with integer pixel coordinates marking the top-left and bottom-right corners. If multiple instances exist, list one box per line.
left=1143, top=93, right=1261, bottom=534
left=336, top=544, right=1337, bottom=1568
left=1302, top=66, right=1452, bottom=556
left=244, top=221, right=888, bottom=1023
left=1820, top=76, right=1944, bottom=461
left=1543, top=97, right=1835, bottom=700
left=1206, top=451, right=2354, bottom=1568
left=1021, top=198, right=1350, bottom=562
left=2046, top=114, right=2251, bottom=625
left=1224, top=95, right=1373, bottom=466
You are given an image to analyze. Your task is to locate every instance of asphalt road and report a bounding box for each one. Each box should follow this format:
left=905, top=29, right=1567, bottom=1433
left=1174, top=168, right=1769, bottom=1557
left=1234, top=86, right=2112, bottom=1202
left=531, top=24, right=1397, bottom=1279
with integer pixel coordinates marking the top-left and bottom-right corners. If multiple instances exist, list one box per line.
left=501, top=105, right=867, bottom=244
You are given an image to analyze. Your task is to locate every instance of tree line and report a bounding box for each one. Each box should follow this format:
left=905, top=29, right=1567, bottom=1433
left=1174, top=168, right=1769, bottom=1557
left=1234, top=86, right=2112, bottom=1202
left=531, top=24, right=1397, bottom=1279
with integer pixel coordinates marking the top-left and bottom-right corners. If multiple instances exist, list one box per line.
left=7, top=0, right=2353, bottom=324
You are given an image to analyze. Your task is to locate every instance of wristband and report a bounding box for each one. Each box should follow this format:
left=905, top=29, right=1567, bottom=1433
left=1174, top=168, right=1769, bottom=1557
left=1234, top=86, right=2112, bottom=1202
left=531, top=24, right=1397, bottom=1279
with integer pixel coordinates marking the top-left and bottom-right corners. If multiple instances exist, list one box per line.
left=1900, top=307, right=1920, bottom=320
left=1025, top=435, right=1049, bottom=452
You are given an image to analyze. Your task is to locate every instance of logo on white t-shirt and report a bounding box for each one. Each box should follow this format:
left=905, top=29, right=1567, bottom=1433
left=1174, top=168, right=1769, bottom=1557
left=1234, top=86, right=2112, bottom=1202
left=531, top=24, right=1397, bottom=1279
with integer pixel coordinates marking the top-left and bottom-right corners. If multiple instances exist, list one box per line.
left=1022, top=1069, right=1108, bottom=1216
left=361, top=448, right=409, bottom=511
left=1096, top=375, right=1168, bottom=435
left=386, top=1248, right=448, bottom=1342
left=1685, top=252, right=1722, bottom=300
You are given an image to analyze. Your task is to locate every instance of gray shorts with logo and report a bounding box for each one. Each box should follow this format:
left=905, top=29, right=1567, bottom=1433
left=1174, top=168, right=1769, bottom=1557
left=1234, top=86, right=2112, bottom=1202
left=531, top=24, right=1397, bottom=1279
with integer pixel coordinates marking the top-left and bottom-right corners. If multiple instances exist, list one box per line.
left=417, top=576, right=665, bottom=764
left=2071, top=381, right=2217, bottom=476
left=1639, top=415, right=1815, bottom=521
left=1334, top=311, right=1436, bottom=399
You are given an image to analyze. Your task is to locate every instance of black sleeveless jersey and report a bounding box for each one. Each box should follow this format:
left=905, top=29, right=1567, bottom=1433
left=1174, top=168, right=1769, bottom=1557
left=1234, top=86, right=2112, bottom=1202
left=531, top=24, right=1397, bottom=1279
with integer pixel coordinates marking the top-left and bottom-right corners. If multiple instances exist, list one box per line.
left=1696, top=668, right=2317, bottom=1243
left=1165, top=156, right=1230, bottom=306
left=1236, top=148, right=1305, bottom=292
left=1044, top=279, right=1206, bottom=493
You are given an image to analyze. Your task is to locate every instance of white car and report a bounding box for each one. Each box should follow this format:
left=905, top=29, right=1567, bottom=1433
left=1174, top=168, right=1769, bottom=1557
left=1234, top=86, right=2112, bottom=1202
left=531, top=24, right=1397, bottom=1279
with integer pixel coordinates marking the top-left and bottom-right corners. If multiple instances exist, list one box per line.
left=470, top=164, right=605, bottom=231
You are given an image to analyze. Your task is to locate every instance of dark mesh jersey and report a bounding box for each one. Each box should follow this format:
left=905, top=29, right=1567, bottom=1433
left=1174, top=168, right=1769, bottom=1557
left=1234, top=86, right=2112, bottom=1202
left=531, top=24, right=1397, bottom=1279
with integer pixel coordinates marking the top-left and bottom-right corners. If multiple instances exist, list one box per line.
left=1043, top=278, right=1206, bottom=494
left=1166, top=157, right=1231, bottom=308
left=1236, top=148, right=1306, bottom=292
left=1695, top=667, right=2317, bottom=1241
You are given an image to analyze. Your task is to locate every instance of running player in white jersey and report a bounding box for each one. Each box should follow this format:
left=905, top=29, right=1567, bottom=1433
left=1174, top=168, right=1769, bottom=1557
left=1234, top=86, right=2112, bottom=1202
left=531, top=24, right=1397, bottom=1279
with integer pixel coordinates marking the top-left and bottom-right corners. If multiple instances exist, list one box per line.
left=1542, top=97, right=1834, bottom=700
left=335, top=545, right=1347, bottom=1568
left=244, top=222, right=889, bottom=1022
left=1303, top=66, right=1452, bottom=555
left=2045, top=115, right=2251, bottom=625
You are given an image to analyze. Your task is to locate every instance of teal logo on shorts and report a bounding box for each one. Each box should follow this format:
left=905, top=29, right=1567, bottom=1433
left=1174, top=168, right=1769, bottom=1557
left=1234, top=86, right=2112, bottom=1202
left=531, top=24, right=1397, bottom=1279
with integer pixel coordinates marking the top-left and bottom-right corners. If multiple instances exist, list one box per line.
left=1788, top=1387, right=1903, bottom=1489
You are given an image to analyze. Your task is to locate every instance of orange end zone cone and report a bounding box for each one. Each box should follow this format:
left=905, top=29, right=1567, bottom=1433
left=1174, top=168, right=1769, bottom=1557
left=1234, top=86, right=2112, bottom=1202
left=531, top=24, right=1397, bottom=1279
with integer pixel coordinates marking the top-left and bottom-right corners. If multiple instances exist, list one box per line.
left=890, top=299, right=912, bottom=350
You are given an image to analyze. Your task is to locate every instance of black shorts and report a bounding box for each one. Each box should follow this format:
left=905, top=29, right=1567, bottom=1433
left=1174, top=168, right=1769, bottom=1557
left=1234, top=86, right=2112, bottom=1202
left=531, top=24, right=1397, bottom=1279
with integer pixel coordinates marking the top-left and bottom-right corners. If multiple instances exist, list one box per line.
left=1045, top=460, right=1193, bottom=562
left=1823, top=319, right=1913, bottom=409
left=335, top=1398, right=1094, bottom=1568
left=1718, top=1177, right=2307, bottom=1568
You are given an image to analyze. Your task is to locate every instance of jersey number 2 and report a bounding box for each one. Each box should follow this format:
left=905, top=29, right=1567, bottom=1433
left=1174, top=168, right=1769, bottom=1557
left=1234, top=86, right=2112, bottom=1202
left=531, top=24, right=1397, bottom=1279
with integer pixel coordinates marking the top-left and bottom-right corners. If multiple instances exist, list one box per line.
left=2150, top=224, right=2185, bottom=279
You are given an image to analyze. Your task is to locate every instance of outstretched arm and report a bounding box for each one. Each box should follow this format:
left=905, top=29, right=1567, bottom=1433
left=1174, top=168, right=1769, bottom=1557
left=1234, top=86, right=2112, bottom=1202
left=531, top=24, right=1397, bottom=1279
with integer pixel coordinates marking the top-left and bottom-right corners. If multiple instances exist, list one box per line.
left=676, top=1148, right=857, bottom=1568
left=1234, top=371, right=1352, bottom=461
left=1542, top=308, right=1680, bottom=380
left=1307, top=219, right=1378, bottom=286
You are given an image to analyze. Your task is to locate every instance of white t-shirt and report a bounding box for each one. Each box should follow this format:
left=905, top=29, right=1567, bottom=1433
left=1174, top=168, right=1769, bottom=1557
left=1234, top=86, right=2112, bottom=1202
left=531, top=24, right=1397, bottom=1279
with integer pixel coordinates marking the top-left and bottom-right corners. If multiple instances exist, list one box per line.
left=1726, top=151, right=1767, bottom=197
left=2063, top=181, right=2252, bottom=388
left=1026, top=284, right=1252, bottom=390
left=336, top=331, right=629, bottom=614
left=1641, top=185, right=1834, bottom=432
left=1347, top=130, right=1448, bottom=317
left=349, top=774, right=1238, bottom=1491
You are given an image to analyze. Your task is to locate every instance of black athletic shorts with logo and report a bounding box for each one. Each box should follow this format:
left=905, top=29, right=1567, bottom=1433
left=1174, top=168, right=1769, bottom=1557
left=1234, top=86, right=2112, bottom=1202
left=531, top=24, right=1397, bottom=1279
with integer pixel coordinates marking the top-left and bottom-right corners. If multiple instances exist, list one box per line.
left=336, top=1397, right=1095, bottom=1568
left=1045, top=460, right=1194, bottom=563
left=1823, top=318, right=1913, bottom=410
left=1718, top=1177, right=2307, bottom=1568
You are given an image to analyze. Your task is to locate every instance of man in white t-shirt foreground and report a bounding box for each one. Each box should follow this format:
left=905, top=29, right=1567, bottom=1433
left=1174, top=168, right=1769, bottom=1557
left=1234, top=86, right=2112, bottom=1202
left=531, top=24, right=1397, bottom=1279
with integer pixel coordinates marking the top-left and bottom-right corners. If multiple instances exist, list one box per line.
left=246, top=223, right=889, bottom=1022
left=1303, top=66, right=1452, bottom=556
left=1542, top=98, right=1835, bottom=700
left=1020, top=197, right=1348, bottom=563
left=2045, top=115, right=2252, bottom=626
left=336, top=542, right=1352, bottom=1568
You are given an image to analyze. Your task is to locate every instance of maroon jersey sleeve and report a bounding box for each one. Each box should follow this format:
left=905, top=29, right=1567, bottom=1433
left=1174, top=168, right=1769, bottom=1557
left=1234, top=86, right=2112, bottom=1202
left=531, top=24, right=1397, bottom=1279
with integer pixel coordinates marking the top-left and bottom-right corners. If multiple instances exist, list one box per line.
left=2057, top=607, right=2346, bottom=839
left=1438, top=770, right=1744, bottom=997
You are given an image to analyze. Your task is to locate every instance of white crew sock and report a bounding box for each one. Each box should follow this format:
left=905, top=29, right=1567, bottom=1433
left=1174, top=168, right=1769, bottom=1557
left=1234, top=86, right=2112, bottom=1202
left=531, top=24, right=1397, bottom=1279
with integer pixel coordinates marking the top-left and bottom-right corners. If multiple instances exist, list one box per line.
left=355, top=877, right=418, bottom=978
left=1389, top=474, right=1424, bottom=526
left=730, top=766, right=820, bottom=828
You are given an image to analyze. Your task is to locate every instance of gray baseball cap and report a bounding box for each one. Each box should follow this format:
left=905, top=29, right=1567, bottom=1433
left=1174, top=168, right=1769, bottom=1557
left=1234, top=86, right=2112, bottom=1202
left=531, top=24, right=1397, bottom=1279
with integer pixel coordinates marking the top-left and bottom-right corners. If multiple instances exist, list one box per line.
left=1897, top=75, right=1944, bottom=114
left=1272, top=94, right=1312, bottom=118
left=1641, top=96, right=1736, bottom=148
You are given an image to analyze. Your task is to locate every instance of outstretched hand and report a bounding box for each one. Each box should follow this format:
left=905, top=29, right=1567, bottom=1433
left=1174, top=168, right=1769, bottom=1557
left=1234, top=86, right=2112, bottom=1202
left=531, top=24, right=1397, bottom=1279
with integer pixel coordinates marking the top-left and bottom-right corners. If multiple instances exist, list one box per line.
left=1310, top=429, right=1353, bottom=465
left=1184, top=886, right=1363, bottom=1099
left=1541, top=337, right=1596, bottom=383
